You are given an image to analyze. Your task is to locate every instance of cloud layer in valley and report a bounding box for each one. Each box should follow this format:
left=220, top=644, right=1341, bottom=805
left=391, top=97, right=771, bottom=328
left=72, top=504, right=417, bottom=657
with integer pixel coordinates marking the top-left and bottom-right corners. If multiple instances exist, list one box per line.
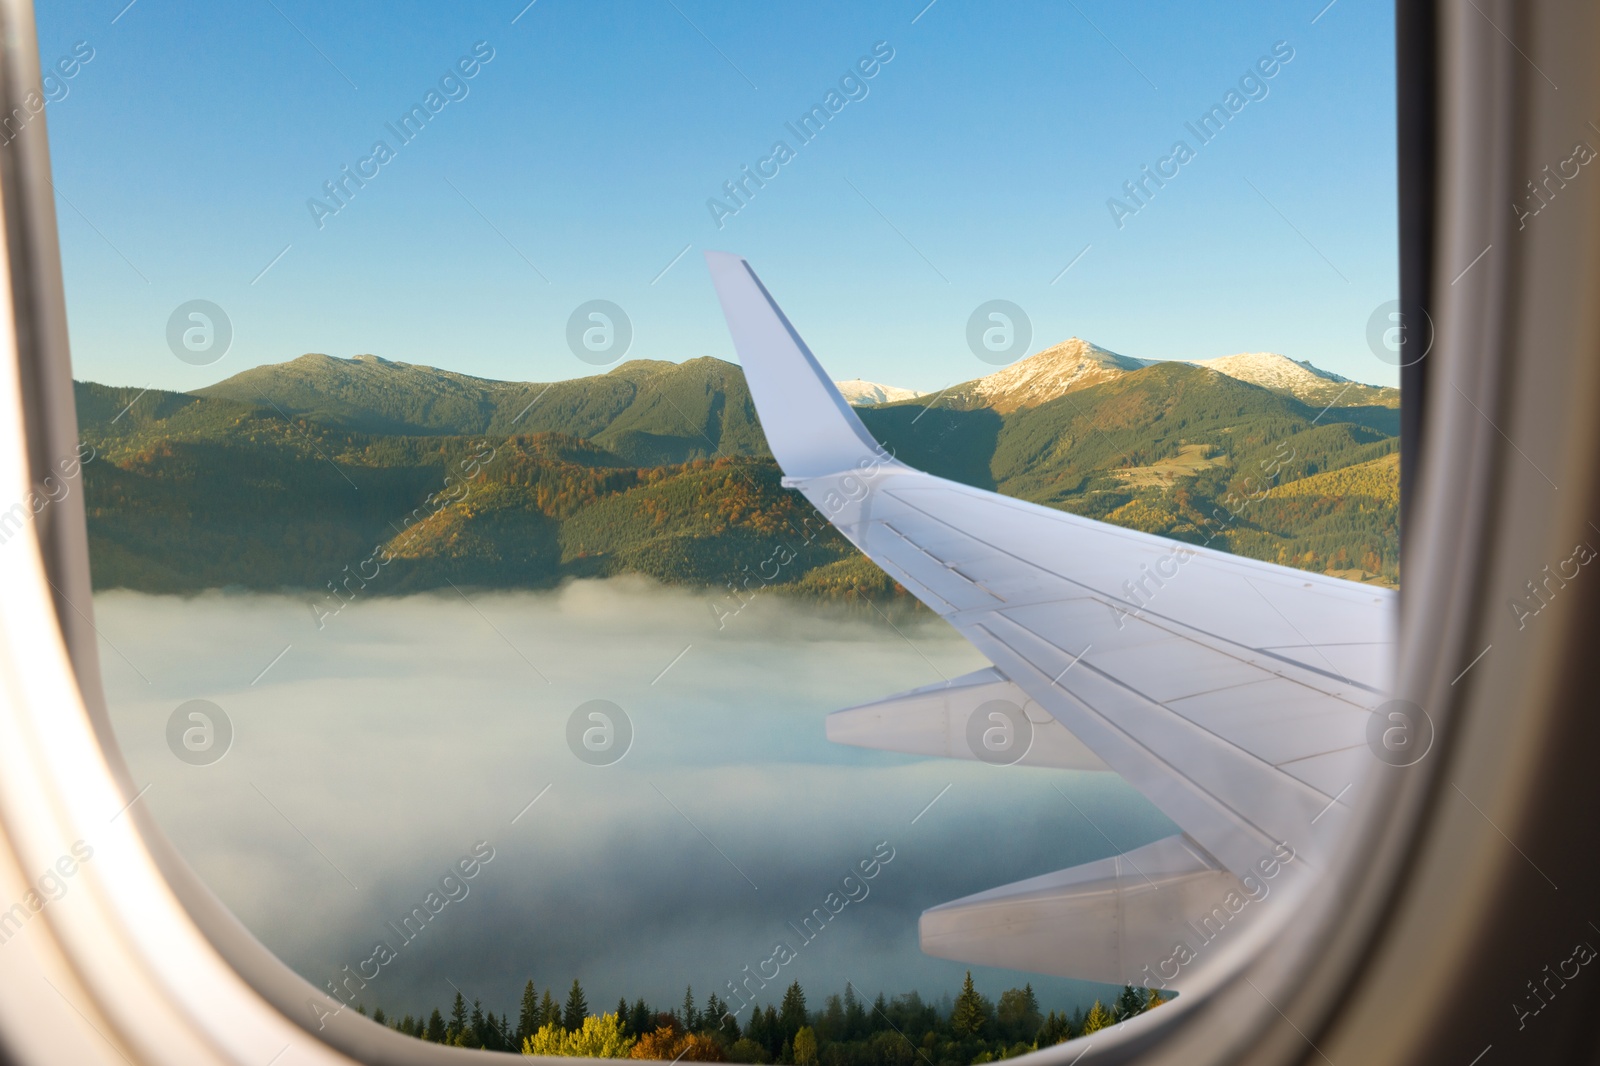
left=91, top=580, right=1176, bottom=1020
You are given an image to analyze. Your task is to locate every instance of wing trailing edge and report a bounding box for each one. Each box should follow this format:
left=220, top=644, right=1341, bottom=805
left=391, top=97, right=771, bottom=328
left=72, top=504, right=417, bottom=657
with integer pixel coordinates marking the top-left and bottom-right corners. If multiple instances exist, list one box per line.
left=826, top=667, right=1109, bottom=771
left=920, top=833, right=1302, bottom=987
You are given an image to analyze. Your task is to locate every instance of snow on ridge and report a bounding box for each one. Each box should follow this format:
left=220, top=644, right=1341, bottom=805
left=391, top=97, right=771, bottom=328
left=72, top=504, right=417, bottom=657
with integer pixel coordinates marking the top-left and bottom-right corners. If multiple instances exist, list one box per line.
left=1190, top=351, right=1353, bottom=390
left=833, top=344, right=1388, bottom=414
left=835, top=379, right=925, bottom=405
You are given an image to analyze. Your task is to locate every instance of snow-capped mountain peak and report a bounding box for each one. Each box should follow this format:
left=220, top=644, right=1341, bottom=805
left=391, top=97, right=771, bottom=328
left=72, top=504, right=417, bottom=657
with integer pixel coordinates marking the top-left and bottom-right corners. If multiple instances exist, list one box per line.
left=963, top=337, right=1153, bottom=412
left=831, top=344, right=1390, bottom=414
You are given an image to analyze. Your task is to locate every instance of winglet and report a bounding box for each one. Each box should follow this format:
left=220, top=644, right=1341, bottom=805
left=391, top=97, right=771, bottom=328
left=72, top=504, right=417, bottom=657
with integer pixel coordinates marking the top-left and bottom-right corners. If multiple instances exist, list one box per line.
left=705, top=251, right=899, bottom=479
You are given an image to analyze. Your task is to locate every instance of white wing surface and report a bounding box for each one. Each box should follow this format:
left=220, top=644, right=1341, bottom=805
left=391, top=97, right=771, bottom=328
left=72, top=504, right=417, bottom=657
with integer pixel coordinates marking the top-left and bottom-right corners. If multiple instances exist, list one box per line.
left=705, top=252, right=1395, bottom=985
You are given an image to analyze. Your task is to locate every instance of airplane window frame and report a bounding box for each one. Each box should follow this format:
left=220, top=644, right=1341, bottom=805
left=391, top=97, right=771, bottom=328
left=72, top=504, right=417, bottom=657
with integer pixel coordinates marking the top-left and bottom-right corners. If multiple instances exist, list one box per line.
left=0, top=0, right=1422, bottom=1060
left=11, top=1, right=1593, bottom=1064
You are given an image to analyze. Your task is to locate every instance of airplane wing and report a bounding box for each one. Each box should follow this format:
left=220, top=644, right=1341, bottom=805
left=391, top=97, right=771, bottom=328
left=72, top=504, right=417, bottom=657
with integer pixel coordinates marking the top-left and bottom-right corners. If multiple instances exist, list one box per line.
left=705, top=251, right=1395, bottom=986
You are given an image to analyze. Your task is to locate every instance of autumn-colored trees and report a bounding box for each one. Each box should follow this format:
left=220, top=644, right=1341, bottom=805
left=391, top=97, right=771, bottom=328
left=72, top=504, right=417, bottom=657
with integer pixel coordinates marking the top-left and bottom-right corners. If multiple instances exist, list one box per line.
left=375, top=972, right=1169, bottom=1061
left=631, top=1024, right=726, bottom=1061
left=524, top=1012, right=634, bottom=1058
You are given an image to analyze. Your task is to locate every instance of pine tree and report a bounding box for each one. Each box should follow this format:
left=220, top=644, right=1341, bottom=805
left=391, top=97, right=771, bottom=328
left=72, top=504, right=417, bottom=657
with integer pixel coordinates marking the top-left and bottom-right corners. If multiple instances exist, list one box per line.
left=871, top=993, right=890, bottom=1033
left=466, top=999, right=486, bottom=1049
left=448, top=991, right=468, bottom=1042
left=564, top=979, right=590, bottom=1030
left=762, top=1004, right=782, bottom=1059
left=540, top=989, right=561, bottom=1029
left=779, top=981, right=808, bottom=1044
left=845, top=984, right=868, bottom=1039
left=615, top=998, right=631, bottom=1036
left=746, top=1002, right=769, bottom=1052
left=426, top=1008, right=446, bottom=1043
left=371, top=1007, right=386, bottom=1026
left=820, top=993, right=845, bottom=1042
left=951, top=971, right=985, bottom=1037
left=518, top=981, right=539, bottom=1045
left=1080, top=1000, right=1110, bottom=1035
left=683, top=985, right=700, bottom=1031
left=704, top=992, right=727, bottom=1033
left=1037, top=1009, right=1071, bottom=1046
left=1114, top=984, right=1147, bottom=1022
left=629, top=998, right=653, bottom=1038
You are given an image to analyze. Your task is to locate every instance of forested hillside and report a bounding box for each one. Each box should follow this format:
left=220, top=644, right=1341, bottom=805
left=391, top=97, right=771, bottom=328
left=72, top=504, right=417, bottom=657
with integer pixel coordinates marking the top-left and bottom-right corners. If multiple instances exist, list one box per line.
left=181, top=352, right=767, bottom=464
left=75, top=351, right=1399, bottom=598
left=355, top=970, right=1165, bottom=1059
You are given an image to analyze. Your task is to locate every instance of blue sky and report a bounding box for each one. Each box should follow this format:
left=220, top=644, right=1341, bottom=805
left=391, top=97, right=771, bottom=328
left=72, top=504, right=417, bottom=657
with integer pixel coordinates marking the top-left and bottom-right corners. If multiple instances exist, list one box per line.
left=38, top=0, right=1398, bottom=394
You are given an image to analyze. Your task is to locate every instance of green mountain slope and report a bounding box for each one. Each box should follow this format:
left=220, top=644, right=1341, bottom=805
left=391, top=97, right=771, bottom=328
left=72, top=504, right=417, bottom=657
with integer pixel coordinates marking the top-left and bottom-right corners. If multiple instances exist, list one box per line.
left=192, top=353, right=769, bottom=466
left=589, top=357, right=767, bottom=464
left=858, top=362, right=1399, bottom=582
left=863, top=361, right=1396, bottom=503
left=75, top=352, right=1400, bottom=598
left=194, top=353, right=521, bottom=435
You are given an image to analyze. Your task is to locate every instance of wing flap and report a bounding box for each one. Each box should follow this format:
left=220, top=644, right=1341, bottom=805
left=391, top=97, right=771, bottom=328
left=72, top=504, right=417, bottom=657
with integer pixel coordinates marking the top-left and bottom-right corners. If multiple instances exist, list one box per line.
left=918, top=834, right=1298, bottom=987
left=825, top=667, right=1110, bottom=771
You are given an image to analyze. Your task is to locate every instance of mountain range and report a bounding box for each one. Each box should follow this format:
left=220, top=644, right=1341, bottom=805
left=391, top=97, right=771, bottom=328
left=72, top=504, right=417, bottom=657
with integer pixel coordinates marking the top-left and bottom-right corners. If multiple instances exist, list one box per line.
left=188, top=353, right=766, bottom=465
left=838, top=342, right=1395, bottom=414
left=73, top=339, right=1400, bottom=598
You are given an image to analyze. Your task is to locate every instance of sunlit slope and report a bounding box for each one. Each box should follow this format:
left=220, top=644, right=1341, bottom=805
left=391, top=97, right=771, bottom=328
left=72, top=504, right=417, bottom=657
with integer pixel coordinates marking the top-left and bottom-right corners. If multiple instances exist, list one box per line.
left=862, top=362, right=1398, bottom=584
left=73, top=353, right=1398, bottom=594
left=193, top=353, right=769, bottom=464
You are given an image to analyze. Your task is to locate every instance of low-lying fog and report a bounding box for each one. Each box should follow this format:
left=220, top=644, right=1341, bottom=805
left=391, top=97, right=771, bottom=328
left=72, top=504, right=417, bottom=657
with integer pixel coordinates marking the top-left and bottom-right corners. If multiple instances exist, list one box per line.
left=91, top=578, right=1174, bottom=1022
